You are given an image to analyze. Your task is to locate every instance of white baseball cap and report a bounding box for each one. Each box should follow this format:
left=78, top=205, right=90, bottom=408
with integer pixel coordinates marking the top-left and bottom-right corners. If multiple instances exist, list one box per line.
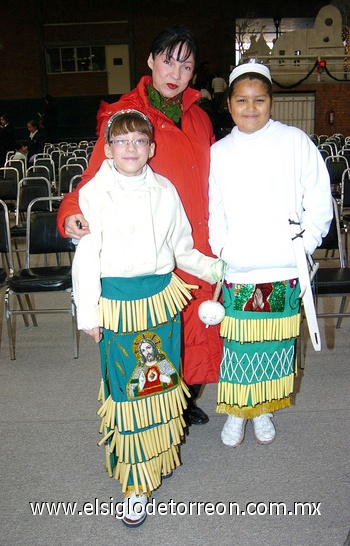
left=229, top=59, right=272, bottom=85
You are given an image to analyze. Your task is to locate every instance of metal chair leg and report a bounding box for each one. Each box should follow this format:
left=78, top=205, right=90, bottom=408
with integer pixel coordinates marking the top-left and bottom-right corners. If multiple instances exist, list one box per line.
left=71, top=293, right=79, bottom=359
left=336, top=296, right=347, bottom=328
left=15, top=294, right=30, bottom=327
left=23, top=294, right=38, bottom=327
left=5, top=290, right=16, bottom=360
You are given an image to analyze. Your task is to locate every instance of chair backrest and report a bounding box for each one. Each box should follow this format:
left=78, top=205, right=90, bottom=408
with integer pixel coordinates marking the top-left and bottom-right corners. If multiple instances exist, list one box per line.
left=26, top=164, right=51, bottom=180
left=69, top=174, right=82, bottom=192
left=318, top=135, right=329, bottom=144
left=5, top=150, right=15, bottom=163
left=44, top=144, right=56, bottom=154
left=326, top=138, right=340, bottom=154
left=73, top=149, right=87, bottom=158
left=16, top=178, right=51, bottom=223
left=34, top=157, right=56, bottom=183
left=340, top=168, right=350, bottom=214
left=0, top=199, right=14, bottom=275
left=50, top=149, right=61, bottom=172
left=78, top=140, right=89, bottom=149
left=0, top=167, right=19, bottom=201
left=333, top=133, right=345, bottom=147
left=66, top=156, right=88, bottom=170
left=317, top=145, right=332, bottom=161
left=58, top=152, right=75, bottom=170
left=58, top=164, right=84, bottom=194
left=317, top=197, right=346, bottom=267
left=5, top=159, right=25, bottom=181
left=325, top=155, right=349, bottom=184
left=34, top=153, right=51, bottom=160
left=26, top=197, right=75, bottom=267
left=339, top=149, right=350, bottom=163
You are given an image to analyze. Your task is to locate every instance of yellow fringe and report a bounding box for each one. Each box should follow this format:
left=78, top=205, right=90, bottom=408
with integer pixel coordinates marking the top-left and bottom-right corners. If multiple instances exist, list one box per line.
left=99, top=273, right=197, bottom=333
left=113, top=437, right=181, bottom=494
left=97, top=380, right=189, bottom=434
left=220, top=314, right=301, bottom=343
left=217, top=374, right=294, bottom=410
left=96, top=378, right=190, bottom=494
left=216, top=397, right=291, bottom=419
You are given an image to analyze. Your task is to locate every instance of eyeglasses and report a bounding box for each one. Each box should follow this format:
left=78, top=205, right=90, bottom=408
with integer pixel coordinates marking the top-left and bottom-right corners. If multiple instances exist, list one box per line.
left=109, top=138, right=151, bottom=148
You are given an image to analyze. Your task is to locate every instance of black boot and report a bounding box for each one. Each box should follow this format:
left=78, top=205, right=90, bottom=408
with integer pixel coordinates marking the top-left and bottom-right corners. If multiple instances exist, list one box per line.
left=184, top=384, right=209, bottom=425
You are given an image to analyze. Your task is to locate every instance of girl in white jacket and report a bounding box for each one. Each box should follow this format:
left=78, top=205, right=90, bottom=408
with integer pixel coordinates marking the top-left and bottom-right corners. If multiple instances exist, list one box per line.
left=208, top=61, right=332, bottom=449
left=72, top=109, right=222, bottom=527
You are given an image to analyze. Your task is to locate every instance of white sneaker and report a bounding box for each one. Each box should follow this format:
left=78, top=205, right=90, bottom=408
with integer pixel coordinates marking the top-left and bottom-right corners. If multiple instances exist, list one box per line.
left=252, top=413, right=276, bottom=445
left=122, top=492, right=148, bottom=528
left=221, top=415, right=247, bottom=447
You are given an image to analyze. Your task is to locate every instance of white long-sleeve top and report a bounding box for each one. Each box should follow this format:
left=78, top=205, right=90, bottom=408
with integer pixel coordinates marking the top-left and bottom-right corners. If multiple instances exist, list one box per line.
left=208, top=120, right=333, bottom=284
left=72, top=160, right=215, bottom=330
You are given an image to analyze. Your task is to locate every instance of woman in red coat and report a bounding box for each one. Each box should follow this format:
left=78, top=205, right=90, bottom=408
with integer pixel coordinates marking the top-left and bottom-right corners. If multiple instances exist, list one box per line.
left=57, top=25, right=223, bottom=423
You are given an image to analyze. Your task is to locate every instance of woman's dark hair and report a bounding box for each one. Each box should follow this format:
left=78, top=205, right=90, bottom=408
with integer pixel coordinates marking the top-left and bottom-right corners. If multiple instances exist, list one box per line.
left=149, top=25, right=198, bottom=64
left=228, top=72, right=273, bottom=101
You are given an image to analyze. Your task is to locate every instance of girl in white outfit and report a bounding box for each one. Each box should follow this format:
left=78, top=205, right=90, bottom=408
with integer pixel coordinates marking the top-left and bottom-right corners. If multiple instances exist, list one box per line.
left=208, top=61, right=332, bottom=448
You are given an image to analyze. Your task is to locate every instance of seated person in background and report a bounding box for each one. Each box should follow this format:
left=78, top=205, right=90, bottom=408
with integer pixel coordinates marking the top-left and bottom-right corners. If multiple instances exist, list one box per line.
left=27, top=119, right=45, bottom=163
left=12, top=141, right=28, bottom=168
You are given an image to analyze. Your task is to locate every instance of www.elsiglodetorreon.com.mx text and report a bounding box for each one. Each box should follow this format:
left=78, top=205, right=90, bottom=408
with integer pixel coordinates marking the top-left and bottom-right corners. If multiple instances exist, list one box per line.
left=29, top=498, right=321, bottom=518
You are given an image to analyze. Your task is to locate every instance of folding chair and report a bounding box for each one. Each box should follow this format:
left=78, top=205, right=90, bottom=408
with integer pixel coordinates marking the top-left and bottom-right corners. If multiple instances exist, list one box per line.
left=314, top=197, right=350, bottom=328
left=5, top=196, right=78, bottom=360
left=0, top=200, right=13, bottom=287
left=10, top=177, right=52, bottom=267
left=325, top=155, right=349, bottom=199
left=0, top=199, right=34, bottom=330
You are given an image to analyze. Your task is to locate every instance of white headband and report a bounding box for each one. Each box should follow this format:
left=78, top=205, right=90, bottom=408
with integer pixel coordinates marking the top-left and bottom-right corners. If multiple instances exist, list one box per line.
left=105, top=109, right=153, bottom=142
left=229, top=60, right=272, bottom=85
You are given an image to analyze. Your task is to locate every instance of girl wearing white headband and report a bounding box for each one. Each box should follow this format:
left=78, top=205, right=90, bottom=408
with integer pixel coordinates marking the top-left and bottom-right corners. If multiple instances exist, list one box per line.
left=208, top=61, right=332, bottom=448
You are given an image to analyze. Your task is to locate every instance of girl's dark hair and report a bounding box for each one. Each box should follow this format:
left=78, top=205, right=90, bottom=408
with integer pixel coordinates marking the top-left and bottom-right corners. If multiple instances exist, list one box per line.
left=108, top=112, right=153, bottom=142
left=228, top=72, right=273, bottom=100
left=149, top=25, right=198, bottom=64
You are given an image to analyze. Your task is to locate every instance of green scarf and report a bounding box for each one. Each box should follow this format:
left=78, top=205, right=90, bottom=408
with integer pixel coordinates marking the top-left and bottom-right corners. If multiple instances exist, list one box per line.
left=147, top=85, right=183, bottom=123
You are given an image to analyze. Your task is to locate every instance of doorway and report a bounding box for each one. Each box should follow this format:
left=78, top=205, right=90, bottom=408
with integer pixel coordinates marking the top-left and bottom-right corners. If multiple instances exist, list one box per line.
left=272, top=93, right=315, bottom=134
left=105, top=45, right=131, bottom=95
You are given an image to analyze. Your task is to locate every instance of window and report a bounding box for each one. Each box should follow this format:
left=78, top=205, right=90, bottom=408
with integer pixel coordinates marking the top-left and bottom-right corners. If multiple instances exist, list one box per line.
left=45, top=46, right=106, bottom=73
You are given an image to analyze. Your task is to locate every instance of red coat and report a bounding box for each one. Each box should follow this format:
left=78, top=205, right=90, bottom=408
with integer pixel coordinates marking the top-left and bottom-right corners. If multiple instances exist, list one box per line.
left=57, top=75, right=223, bottom=384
